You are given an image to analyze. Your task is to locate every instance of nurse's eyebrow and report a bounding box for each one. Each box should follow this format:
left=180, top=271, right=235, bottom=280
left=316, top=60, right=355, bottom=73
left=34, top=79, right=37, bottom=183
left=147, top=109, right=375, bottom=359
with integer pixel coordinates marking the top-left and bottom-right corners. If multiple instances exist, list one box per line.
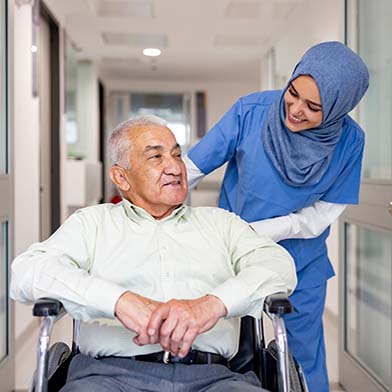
left=290, top=83, right=322, bottom=108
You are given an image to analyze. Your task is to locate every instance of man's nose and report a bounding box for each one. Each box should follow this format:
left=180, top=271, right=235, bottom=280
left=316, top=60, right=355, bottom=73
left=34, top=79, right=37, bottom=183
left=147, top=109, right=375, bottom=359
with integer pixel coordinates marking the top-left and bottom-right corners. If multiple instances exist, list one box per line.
left=164, top=156, right=182, bottom=175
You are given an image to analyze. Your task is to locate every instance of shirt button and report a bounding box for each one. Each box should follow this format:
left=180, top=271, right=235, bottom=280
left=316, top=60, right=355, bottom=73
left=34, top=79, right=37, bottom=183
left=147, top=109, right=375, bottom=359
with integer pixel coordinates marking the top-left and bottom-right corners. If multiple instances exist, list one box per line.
left=161, top=246, right=167, bottom=251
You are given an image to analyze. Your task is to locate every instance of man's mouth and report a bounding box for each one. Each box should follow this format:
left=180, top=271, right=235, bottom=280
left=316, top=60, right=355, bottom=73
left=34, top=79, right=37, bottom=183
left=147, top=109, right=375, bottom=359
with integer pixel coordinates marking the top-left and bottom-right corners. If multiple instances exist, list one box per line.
left=162, top=180, right=181, bottom=187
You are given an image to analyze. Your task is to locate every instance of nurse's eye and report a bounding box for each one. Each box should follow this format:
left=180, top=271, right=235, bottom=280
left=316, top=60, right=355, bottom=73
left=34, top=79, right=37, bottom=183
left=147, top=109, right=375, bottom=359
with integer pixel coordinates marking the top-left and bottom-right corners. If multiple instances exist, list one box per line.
left=288, top=87, right=298, bottom=97
left=307, top=104, right=322, bottom=112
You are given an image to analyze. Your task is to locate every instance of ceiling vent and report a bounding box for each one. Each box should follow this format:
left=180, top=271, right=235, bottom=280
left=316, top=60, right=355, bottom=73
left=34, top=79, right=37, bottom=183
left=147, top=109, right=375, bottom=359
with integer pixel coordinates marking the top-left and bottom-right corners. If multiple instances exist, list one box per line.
left=102, top=32, right=168, bottom=47
left=224, top=2, right=260, bottom=19
left=95, top=0, right=153, bottom=18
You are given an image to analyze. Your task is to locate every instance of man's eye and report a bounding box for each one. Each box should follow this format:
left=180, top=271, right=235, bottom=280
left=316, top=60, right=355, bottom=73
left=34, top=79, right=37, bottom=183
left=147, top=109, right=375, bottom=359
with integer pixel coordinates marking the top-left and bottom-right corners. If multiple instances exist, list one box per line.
left=149, top=155, right=161, bottom=160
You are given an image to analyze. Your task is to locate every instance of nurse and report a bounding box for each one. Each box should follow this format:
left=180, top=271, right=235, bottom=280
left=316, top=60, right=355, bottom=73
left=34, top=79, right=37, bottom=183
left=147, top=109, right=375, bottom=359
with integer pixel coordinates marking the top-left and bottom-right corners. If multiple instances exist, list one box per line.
left=185, top=42, right=369, bottom=391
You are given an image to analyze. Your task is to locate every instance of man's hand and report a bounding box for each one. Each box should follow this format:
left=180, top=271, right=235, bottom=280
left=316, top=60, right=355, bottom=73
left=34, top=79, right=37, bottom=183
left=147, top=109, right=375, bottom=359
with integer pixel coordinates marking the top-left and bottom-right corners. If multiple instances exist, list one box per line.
left=147, top=295, right=227, bottom=358
left=114, top=291, right=162, bottom=345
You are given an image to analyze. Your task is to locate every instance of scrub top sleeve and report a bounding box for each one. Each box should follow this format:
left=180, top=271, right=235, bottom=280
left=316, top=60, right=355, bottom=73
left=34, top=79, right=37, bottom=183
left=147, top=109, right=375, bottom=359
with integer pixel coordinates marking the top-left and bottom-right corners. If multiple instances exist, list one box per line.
left=188, top=99, right=243, bottom=175
left=321, top=137, right=364, bottom=204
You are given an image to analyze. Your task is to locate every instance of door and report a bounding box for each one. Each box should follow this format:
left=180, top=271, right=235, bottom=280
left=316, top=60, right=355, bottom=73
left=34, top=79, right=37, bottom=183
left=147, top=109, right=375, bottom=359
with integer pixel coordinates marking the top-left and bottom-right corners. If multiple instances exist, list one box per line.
left=0, top=0, right=14, bottom=389
left=340, top=1, right=392, bottom=391
left=39, top=10, right=51, bottom=240
left=39, top=4, right=60, bottom=240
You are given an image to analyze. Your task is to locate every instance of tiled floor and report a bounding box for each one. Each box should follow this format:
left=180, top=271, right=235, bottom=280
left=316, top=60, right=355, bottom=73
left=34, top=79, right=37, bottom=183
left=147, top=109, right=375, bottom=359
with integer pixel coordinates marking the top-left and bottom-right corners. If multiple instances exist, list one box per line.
left=324, top=311, right=346, bottom=391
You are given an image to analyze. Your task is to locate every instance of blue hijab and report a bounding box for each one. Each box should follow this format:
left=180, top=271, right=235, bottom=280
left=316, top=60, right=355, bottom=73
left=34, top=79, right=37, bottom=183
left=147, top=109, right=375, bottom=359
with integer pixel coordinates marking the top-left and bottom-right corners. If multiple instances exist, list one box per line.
left=262, top=41, right=369, bottom=187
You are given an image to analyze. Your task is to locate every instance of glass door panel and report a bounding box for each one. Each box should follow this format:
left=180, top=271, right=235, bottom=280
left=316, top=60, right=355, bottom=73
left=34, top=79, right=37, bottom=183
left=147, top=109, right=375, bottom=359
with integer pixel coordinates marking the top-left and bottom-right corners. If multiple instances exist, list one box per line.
left=343, top=2, right=392, bottom=391
left=0, top=0, right=6, bottom=174
left=0, top=0, right=6, bottom=367
left=347, top=0, right=392, bottom=180
left=0, top=221, right=8, bottom=362
left=0, top=1, right=13, bottom=390
left=345, top=223, right=391, bottom=389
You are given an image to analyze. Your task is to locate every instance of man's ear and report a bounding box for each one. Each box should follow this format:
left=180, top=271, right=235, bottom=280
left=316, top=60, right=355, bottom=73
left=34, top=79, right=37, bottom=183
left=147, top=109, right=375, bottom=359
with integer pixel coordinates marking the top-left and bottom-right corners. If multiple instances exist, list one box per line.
left=109, top=166, right=131, bottom=192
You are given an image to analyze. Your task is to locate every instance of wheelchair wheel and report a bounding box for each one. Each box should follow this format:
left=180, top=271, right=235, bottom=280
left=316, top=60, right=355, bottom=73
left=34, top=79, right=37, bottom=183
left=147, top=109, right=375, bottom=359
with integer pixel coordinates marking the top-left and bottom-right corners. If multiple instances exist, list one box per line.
left=47, top=342, right=71, bottom=377
left=30, top=342, right=71, bottom=392
left=267, top=340, right=304, bottom=392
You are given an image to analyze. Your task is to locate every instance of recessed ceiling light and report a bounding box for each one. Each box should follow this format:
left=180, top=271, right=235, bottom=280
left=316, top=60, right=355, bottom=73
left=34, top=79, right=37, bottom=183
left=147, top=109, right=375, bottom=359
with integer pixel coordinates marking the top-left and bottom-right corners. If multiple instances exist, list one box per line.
left=143, top=48, right=161, bottom=57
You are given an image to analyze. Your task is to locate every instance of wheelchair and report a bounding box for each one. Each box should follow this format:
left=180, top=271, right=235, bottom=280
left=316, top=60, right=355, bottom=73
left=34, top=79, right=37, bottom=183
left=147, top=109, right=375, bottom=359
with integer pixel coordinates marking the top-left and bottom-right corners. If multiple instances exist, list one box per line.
left=30, top=293, right=308, bottom=392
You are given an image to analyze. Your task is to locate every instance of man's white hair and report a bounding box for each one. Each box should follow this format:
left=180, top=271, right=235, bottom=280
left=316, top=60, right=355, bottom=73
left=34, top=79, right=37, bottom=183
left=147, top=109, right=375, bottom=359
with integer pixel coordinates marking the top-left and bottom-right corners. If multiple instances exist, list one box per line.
left=107, top=115, right=168, bottom=168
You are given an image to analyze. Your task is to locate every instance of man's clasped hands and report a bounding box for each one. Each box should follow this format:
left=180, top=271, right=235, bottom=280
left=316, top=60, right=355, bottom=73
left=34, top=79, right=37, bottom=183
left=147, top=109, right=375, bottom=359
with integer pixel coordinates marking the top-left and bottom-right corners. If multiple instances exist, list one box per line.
left=115, top=291, right=228, bottom=358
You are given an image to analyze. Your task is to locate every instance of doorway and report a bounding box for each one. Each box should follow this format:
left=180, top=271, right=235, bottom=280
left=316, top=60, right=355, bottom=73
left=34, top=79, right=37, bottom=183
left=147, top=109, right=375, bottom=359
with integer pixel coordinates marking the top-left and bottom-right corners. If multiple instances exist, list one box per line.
left=340, top=2, right=392, bottom=391
left=0, top=0, right=14, bottom=389
left=39, top=3, right=60, bottom=240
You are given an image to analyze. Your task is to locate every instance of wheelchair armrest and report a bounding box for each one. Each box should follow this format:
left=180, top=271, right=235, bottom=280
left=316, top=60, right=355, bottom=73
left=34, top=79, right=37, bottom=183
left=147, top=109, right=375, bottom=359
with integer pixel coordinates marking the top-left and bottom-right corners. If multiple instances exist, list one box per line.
left=264, top=292, right=293, bottom=315
left=33, top=298, right=65, bottom=317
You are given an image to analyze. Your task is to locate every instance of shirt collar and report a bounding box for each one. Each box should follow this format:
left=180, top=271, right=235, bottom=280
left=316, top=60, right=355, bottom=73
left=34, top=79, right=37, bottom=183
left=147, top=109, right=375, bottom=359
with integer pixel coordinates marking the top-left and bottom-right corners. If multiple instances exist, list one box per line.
left=121, top=198, right=188, bottom=224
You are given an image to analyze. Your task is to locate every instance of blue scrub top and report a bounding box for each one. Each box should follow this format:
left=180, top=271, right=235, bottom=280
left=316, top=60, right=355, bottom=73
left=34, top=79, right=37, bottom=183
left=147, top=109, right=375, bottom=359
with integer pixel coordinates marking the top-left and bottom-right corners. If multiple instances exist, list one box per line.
left=188, top=91, right=365, bottom=289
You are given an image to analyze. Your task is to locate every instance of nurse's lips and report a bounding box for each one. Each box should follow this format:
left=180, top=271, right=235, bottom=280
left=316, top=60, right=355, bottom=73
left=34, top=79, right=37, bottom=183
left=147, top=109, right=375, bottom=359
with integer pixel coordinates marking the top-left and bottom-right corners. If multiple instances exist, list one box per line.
left=287, top=113, right=306, bottom=125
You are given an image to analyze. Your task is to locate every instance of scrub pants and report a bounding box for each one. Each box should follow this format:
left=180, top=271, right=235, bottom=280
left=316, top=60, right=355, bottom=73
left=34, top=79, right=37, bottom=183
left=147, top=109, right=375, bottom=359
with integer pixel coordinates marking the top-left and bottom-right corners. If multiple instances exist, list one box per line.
left=283, top=283, right=329, bottom=392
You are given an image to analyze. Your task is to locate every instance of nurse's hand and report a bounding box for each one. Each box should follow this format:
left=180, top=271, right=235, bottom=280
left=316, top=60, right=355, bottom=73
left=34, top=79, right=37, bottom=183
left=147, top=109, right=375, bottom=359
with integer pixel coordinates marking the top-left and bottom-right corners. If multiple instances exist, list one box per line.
left=147, top=295, right=227, bottom=357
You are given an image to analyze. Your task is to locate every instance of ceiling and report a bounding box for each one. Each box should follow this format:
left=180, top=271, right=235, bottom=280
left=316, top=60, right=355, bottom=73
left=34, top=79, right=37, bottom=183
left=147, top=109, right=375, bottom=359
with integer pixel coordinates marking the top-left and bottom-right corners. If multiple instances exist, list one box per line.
left=46, top=0, right=304, bottom=83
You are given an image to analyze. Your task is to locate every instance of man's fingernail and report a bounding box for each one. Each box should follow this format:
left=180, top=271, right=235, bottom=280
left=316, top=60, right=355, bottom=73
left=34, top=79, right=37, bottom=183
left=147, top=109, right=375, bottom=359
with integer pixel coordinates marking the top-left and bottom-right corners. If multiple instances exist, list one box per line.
left=148, top=329, right=155, bottom=335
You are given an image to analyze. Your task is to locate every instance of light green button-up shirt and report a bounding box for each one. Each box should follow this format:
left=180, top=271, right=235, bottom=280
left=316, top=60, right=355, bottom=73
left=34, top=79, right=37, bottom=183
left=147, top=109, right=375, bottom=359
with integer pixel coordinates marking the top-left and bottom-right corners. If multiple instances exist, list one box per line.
left=11, top=200, right=296, bottom=359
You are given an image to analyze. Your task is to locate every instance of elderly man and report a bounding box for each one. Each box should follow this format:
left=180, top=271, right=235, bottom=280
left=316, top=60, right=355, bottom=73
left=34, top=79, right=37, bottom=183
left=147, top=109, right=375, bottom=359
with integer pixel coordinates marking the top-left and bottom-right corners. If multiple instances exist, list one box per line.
left=11, top=115, right=296, bottom=392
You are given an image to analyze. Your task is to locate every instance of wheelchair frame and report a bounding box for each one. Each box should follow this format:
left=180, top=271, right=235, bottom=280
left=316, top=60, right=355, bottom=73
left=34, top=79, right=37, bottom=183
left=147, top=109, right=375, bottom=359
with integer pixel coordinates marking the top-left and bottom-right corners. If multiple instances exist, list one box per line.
left=32, top=293, right=308, bottom=392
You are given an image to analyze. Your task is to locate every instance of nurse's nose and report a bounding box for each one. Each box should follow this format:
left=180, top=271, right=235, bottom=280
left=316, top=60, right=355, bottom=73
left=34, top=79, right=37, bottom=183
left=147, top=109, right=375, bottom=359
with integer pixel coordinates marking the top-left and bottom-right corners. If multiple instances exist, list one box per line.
left=290, top=99, right=306, bottom=116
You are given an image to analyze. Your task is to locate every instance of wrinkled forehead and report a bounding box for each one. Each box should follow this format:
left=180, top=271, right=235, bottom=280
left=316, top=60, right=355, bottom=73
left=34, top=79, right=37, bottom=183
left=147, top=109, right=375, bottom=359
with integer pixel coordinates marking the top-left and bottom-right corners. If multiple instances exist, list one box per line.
left=128, top=124, right=178, bottom=151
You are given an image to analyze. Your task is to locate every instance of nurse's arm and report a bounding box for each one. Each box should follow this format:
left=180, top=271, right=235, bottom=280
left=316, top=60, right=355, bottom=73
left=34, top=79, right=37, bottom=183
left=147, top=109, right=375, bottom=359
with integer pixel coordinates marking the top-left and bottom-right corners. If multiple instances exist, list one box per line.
left=250, top=201, right=346, bottom=242
left=184, top=155, right=205, bottom=189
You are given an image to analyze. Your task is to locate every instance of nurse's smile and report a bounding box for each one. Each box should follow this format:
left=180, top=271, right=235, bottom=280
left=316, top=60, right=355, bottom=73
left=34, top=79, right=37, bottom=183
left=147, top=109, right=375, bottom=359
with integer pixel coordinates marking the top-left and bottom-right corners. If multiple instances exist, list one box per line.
left=284, top=75, right=323, bottom=132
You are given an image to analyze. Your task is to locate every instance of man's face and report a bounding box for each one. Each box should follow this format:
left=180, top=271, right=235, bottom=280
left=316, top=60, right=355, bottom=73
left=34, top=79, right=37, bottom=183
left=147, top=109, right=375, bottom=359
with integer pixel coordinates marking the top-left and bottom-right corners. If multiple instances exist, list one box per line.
left=117, top=124, right=188, bottom=219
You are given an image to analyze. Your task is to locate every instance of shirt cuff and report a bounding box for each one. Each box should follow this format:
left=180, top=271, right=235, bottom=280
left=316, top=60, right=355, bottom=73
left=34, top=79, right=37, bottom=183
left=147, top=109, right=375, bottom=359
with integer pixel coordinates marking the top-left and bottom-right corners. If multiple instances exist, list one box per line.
left=84, top=278, right=127, bottom=318
left=208, top=277, right=251, bottom=318
left=184, top=155, right=205, bottom=189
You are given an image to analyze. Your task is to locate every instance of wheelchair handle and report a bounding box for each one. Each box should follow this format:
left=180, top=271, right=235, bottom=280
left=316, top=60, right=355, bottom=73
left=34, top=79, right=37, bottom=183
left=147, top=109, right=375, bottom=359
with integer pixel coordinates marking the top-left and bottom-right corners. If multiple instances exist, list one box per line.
left=264, top=293, right=293, bottom=315
left=33, top=298, right=65, bottom=317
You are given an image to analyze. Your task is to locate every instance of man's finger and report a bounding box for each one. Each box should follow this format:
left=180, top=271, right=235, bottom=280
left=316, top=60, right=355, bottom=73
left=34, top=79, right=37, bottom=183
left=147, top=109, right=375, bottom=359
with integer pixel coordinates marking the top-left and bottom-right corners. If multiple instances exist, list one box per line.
left=134, top=326, right=151, bottom=346
left=169, top=322, right=187, bottom=356
left=178, top=328, right=197, bottom=358
left=147, top=304, right=169, bottom=342
left=159, top=315, right=179, bottom=351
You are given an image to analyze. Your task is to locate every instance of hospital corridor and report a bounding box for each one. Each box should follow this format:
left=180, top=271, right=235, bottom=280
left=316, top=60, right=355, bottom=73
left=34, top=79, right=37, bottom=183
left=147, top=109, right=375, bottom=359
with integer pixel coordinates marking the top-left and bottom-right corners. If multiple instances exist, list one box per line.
left=0, top=0, right=391, bottom=391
